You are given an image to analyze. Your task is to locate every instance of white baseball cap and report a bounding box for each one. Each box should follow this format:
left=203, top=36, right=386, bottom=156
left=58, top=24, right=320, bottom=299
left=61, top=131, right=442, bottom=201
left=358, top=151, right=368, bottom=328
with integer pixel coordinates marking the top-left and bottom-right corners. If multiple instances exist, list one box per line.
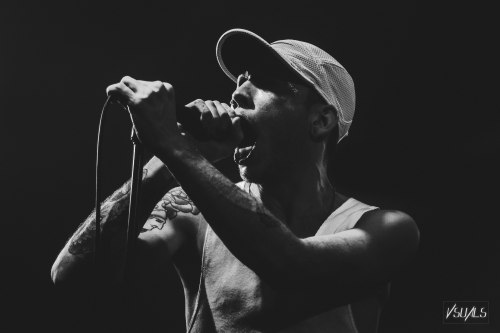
left=216, top=28, right=356, bottom=142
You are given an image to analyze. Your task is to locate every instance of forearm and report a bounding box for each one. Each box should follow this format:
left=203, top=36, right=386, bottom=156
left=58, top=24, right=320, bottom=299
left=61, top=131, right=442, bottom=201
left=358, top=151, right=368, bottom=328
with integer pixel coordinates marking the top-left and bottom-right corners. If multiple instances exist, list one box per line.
left=51, top=162, right=177, bottom=284
left=157, top=136, right=302, bottom=285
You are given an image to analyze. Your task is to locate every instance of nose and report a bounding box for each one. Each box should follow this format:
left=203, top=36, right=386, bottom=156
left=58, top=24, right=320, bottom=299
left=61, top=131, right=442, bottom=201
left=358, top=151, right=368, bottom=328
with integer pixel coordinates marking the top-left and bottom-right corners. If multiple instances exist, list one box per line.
left=231, top=74, right=255, bottom=111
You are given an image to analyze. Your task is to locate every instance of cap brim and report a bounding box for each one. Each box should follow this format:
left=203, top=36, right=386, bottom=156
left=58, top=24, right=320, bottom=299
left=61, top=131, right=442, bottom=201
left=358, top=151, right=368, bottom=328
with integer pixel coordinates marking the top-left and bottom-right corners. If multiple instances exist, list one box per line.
left=216, top=29, right=304, bottom=84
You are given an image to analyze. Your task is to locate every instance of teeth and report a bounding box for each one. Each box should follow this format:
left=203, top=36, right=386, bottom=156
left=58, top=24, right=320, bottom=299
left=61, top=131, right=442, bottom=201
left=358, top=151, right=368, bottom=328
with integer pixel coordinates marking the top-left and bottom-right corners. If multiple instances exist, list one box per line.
left=234, top=143, right=256, bottom=164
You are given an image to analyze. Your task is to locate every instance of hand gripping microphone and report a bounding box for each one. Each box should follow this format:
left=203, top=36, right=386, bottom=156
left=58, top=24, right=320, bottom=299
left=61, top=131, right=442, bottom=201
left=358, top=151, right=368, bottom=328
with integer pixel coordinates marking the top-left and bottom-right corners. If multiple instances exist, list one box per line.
left=176, top=105, right=211, bottom=141
left=110, top=96, right=211, bottom=142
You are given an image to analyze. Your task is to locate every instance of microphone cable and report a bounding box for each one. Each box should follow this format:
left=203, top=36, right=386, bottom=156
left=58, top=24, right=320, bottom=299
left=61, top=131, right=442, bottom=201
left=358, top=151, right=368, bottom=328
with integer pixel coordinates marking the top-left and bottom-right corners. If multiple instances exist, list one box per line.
left=94, top=95, right=114, bottom=276
left=94, top=95, right=145, bottom=318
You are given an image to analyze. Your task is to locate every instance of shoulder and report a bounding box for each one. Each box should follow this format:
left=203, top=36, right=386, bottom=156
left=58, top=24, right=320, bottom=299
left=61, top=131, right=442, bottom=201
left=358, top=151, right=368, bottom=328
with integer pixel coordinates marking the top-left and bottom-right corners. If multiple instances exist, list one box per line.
left=357, top=209, right=420, bottom=258
left=359, top=209, right=418, bottom=235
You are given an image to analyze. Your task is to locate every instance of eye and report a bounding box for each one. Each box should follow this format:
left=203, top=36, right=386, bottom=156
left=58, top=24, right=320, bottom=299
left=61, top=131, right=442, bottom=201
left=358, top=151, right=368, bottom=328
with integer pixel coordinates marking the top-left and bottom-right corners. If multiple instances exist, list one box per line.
left=249, top=74, right=297, bottom=96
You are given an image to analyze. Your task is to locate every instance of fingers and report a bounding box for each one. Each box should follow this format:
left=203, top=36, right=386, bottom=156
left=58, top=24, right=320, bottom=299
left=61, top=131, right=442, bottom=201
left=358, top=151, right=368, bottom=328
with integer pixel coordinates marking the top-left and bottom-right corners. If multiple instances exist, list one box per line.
left=186, top=99, right=217, bottom=137
left=221, top=102, right=236, bottom=118
left=121, top=76, right=139, bottom=92
left=162, top=82, right=175, bottom=100
left=106, top=77, right=176, bottom=111
left=106, top=76, right=139, bottom=105
left=213, top=100, right=234, bottom=120
left=204, top=100, right=221, bottom=120
left=185, top=99, right=239, bottom=141
left=186, top=99, right=211, bottom=120
left=106, top=81, right=134, bottom=104
left=206, top=100, right=236, bottom=138
left=216, top=102, right=242, bottom=140
left=200, top=100, right=223, bottom=138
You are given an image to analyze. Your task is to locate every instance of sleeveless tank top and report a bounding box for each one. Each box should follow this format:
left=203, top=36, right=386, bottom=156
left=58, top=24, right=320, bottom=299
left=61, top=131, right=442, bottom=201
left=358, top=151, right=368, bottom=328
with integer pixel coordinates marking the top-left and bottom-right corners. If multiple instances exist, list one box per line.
left=185, top=186, right=382, bottom=333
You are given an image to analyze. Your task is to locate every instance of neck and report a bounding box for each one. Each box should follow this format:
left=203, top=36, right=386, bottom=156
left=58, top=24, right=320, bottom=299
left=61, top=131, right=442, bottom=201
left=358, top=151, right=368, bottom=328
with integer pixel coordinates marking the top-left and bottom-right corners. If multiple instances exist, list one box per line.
left=253, top=157, right=335, bottom=234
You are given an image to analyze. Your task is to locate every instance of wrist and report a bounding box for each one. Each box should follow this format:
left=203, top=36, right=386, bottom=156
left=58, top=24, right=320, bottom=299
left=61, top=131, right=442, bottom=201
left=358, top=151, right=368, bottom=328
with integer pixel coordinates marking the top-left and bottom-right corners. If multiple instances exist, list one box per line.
left=171, top=130, right=236, bottom=164
left=195, top=141, right=235, bottom=163
left=143, top=157, right=176, bottom=193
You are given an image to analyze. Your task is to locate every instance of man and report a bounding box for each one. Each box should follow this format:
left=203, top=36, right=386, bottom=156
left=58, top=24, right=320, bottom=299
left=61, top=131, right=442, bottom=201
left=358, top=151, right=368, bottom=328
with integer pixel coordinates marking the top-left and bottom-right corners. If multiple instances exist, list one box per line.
left=51, top=29, right=419, bottom=332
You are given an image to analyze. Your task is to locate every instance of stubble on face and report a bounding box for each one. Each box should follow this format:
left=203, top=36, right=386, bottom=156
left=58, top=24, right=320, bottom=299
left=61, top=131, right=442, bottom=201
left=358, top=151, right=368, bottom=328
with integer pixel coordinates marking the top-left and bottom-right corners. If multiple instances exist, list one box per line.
left=236, top=82, right=313, bottom=184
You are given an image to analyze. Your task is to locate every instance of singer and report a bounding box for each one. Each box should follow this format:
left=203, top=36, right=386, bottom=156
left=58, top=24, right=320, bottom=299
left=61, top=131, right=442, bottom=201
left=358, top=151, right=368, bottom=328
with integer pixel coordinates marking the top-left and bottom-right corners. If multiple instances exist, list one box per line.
left=51, top=29, right=419, bottom=332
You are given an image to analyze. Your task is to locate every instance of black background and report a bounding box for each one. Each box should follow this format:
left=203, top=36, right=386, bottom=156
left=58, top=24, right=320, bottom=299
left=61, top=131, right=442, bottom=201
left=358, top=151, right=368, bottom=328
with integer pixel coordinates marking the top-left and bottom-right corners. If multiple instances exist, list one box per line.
left=2, top=0, right=499, bottom=332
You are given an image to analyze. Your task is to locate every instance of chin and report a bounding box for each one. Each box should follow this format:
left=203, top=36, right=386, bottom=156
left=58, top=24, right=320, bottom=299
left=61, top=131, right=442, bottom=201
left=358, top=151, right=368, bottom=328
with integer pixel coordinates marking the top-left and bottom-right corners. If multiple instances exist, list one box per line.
left=238, top=164, right=259, bottom=183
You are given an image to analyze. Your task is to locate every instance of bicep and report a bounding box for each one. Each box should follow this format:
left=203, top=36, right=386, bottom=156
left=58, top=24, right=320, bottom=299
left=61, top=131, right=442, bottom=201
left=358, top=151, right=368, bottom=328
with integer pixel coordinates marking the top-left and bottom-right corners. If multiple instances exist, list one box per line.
left=299, top=210, right=419, bottom=288
left=135, top=187, right=199, bottom=266
left=138, top=216, right=186, bottom=259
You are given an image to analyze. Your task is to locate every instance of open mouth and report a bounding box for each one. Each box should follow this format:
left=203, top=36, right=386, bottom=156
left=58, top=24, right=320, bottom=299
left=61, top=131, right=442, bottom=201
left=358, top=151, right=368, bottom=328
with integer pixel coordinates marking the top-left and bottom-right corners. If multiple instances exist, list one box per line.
left=234, top=120, right=257, bottom=165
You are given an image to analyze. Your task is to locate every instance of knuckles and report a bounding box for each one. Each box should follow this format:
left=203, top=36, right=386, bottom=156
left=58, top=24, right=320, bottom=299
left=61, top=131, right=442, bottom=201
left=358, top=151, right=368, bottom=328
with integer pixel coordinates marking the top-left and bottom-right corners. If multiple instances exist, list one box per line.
left=105, top=84, right=116, bottom=95
left=190, top=99, right=206, bottom=108
left=180, top=98, right=240, bottom=142
left=201, top=100, right=232, bottom=132
left=151, top=80, right=163, bottom=93
left=162, top=82, right=173, bottom=94
left=109, top=77, right=174, bottom=99
left=121, top=75, right=133, bottom=84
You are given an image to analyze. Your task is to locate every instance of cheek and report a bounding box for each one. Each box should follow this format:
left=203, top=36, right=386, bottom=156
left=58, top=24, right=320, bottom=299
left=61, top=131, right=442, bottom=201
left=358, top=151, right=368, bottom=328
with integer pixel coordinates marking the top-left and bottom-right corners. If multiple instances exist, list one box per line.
left=255, top=93, right=299, bottom=128
left=252, top=91, right=309, bottom=145
left=264, top=114, right=309, bottom=158
left=271, top=109, right=308, bottom=144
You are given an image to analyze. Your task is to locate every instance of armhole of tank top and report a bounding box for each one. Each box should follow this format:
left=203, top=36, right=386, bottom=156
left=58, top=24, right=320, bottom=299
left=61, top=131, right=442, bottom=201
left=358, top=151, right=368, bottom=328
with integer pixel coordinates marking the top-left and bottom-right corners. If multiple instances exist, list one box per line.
left=347, top=304, right=361, bottom=333
left=186, top=223, right=211, bottom=333
left=351, top=206, right=380, bottom=229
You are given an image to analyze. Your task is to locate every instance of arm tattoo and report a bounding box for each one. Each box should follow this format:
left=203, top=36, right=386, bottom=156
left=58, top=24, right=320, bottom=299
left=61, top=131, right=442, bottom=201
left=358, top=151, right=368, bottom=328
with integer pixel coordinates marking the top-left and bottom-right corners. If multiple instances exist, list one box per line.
left=68, top=181, right=131, bottom=256
left=68, top=170, right=151, bottom=255
left=141, top=188, right=199, bottom=233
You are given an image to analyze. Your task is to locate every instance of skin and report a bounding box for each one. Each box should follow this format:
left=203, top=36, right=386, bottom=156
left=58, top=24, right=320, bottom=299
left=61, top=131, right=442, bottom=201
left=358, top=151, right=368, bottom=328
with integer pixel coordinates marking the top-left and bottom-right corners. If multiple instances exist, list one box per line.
left=51, top=71, right=420, bottom=329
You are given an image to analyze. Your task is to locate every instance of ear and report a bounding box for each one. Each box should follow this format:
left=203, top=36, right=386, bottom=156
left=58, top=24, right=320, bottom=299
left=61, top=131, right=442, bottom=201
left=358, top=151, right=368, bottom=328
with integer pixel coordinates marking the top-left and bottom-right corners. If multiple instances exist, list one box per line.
left=309, top=104, right=338, bottom=142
